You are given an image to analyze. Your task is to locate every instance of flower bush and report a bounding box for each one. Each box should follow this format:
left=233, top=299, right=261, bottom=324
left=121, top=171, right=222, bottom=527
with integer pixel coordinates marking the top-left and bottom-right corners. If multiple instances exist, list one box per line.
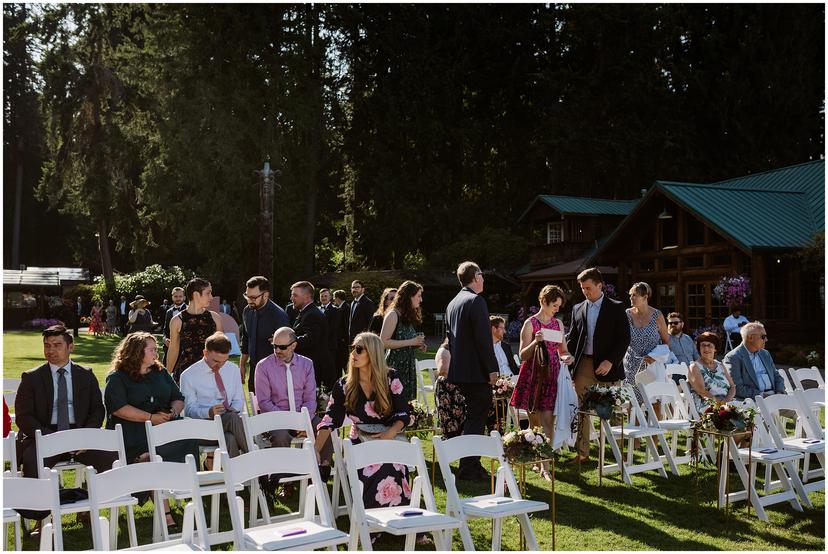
left=22, top=318, right=65, bottom=330
left=492, top=376, right=515, bottom=399
left=583, top=384, right=629, bottom=419
left=713, top=275, right=751, bottom=307
left=502, top=427, right=555, bottom=463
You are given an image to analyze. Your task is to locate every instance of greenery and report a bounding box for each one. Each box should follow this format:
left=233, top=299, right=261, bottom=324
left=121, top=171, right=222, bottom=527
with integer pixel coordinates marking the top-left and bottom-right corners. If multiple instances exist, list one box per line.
left=89, top=264, right=196, bottom=304
left=3, top=332, right=825, bottom=550
left=4, top=4, right=823, bottom=290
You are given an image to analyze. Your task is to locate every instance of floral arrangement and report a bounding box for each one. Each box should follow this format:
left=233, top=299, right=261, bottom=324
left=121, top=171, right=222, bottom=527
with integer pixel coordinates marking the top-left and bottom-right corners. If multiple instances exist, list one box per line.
left=80, top=316, right=91, bottom=325
left=713, top=275, right=751, bottom=307
left=603, top=283, right=617, bottom=299
left=583, top=384, right=629, bottom=419
left=492, top=376, right=515, bottom=399
left=22, top=318, right=65, bottom=330
left=407, top=399, right=434, bottom=430
left=695, top=399, right=756, bottom=433
left=502, top=427, right=555, bottom=463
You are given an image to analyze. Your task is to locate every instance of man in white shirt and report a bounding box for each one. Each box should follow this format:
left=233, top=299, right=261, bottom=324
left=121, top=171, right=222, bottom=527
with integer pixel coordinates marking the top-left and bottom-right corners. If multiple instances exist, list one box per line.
left=491, top=315, right=519, bottom=377
left=723, top=307, right=748, bottom=348
left=180, top=332, right=248, bottom=460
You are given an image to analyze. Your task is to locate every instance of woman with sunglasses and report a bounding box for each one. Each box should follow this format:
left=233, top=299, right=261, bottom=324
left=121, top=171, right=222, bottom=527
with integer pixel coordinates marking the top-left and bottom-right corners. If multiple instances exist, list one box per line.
left=687, top=331, right=736, bottom=411
left=315, top=332, right=413, bottom=513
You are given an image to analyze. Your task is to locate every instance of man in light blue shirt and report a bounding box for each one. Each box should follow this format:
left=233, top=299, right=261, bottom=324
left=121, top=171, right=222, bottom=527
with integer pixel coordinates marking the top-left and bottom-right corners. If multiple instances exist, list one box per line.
left=666, top=312, right=699, bottom=383
left=723, top=322, right=785, bottom=400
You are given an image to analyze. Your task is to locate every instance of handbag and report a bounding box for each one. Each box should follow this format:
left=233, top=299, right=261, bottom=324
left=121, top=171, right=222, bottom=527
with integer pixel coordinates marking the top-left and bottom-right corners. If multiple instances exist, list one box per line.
left=356, top=423, right=407, bottom=443
left=528, top=342, right=551, bottom=413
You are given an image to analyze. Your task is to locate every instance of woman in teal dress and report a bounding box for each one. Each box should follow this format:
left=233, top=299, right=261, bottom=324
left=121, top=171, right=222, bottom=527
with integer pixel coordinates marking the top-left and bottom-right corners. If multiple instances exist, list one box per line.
left=104, top=331, right=199, bottom=529
left=380, top=280, right=426, bottom=403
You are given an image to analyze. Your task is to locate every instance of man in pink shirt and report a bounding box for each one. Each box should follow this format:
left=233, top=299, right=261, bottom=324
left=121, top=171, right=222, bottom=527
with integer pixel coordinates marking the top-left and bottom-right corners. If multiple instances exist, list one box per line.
left=254, top=327, right=333, bottom=495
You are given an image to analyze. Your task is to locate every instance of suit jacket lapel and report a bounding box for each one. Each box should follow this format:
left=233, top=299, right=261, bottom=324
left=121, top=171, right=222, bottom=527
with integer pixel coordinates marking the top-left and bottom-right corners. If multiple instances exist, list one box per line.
left=70, top=362, right=85, bottom=409
left=739, top=347, right=760, bottom=388
left=39, top=363, right=54, bottom=419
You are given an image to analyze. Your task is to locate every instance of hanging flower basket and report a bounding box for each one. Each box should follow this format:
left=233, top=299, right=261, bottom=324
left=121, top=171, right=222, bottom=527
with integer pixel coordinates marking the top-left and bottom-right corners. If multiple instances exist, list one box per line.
left=713, top=275, right=751, bottom=307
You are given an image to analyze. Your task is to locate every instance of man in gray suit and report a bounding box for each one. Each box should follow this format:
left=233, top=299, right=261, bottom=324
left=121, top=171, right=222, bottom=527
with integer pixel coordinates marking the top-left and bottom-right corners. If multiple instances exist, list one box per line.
left=723, top=321, right=785, bottom=400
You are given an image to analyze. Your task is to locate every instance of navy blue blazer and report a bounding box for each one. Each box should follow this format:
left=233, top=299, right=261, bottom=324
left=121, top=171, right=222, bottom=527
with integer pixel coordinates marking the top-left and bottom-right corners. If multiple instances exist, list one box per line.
left=445, top=287, right=498, bottom=383
left=723, top=344, right=785, bottom=400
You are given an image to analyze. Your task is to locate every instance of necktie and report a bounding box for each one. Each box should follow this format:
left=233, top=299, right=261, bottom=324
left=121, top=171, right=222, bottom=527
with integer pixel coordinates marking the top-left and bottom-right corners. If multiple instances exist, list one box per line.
left=57, top=367, right=70, bottom=431
left=213, top=368, right=232, bottom=410
left=249, top=309, right=259, bottom=362
left=285, top=362, right=296, bottom=412
left=349, top=299, right=358, bottom=336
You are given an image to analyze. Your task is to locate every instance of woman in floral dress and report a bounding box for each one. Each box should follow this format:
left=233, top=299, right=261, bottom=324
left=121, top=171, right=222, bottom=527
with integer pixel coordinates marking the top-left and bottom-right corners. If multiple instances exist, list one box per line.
left=687, top=331, right=736, bottom=412
left=315, top=332, right=413, bottom=511
left=510, top=285, right=574, bottom=479
left=380, top=280, right=426, bottom=402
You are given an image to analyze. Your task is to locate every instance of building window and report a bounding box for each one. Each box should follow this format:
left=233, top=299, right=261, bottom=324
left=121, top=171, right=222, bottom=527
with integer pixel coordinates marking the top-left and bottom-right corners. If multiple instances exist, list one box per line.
left=712, top=253, right=731, bottom=267
left=547, top=222, right=564, bottom=244
left=660, top=220, right=678, bottom=250
left=638, top=259, right=655, bottom=272
left=661, top=257, right=678, bottom=270
left=766, top=258, right=791, bottom=319
left=657, top=283, right=676, bottom=315
left=686, top=283, right=707, bottom=331
left=684, top=255, right=704, bottom=268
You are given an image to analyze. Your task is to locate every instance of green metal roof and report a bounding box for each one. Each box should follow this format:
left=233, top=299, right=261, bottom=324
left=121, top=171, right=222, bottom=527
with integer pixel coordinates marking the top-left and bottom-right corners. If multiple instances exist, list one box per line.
left=517, top=195, right=638, bottom=223
left=590, top=159, right=824, bottom=260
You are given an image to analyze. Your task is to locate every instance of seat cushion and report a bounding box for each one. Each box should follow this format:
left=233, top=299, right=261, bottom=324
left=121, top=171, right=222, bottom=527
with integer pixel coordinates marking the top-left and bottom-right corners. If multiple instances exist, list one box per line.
left=243, top=520, right=347, bottom=550
left=658, top=419, right=692, bottom=430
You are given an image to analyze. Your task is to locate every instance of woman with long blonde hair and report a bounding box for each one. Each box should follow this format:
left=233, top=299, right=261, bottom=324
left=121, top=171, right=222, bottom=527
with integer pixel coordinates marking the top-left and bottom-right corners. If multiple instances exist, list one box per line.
left=315, top=332, right=413, bottom=515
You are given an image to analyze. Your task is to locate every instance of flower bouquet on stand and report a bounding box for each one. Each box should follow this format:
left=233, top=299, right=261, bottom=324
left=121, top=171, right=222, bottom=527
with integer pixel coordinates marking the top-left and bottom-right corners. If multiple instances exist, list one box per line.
left=502, top=427, right=555, bottom=464
left=492, top=376, right=516, bottom=400
left=407, top=399, right=435, bottom=439
left=691, top=399, right=757, bottom=462
left=583, top=384, right=629, bottom=420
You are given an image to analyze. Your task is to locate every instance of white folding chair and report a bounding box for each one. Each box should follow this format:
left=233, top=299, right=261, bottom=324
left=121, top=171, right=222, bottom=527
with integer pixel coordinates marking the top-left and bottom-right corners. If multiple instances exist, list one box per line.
left=3, top=431, right=21, bottom=551
left=35, top=425, right=138, bottom=548
left=3, top=470, right=63, bottom=551
left=677, top=379, right=715, bottom=463
left=757, top=394, right=825, bottom=495
left=778, top=369, right=795, bottom=393
left=343, top=436, right=466, bottom=551
left=145, top=415, right=232, bottom=545
left=3, top=377, right=20, bottom=426
left=3, top=430, right=18, bottom=476
left=794, top=388, right=825, bottom=439
left=241, top=407, right=316, bottom=526
left=88, top=454, right=210, bottom=551
left=598, top=385, right=669, bottom=485
left=513, top=353, right=521, bottom=368
left=330, top=418, right=355, bottom=518
left=433, top=432, right=546, bottom=550
left=791, top=367, right=825, bottom=390
left=221, top=441, right=348, bottom=551
left=665, top=362, right=688, bottom=381
left=249, top=391, right=261, bottom=416
left=416, top=359, right=437, bottom=411
left=722, top=403, right=811, bottom=521
left=638, top=381, right=694, bottom=473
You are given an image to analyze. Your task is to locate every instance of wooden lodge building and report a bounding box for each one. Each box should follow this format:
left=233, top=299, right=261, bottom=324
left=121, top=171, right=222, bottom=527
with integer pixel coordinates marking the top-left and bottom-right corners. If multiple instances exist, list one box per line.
left=518, top=160, right=825, bottom=343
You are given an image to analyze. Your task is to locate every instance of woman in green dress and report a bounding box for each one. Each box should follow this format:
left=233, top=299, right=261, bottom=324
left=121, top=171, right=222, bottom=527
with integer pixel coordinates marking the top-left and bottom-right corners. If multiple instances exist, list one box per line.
left=103, top=331, right=199, bottom=529
left=380, top=280, right=426, bottom=403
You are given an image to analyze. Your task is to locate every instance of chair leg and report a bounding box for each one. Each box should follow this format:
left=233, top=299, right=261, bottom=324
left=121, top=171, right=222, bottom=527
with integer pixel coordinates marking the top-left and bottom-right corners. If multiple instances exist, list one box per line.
left=126, top=505, right=138, bottom=547
left=492, top=517, right=503, bottom=551
left=783, top=459, right=813, bottom=509
left=518, top=512, right=540, bottom=550
left=771, top=462, right=803, bottom=512
left=358, top=523, right=373, bottom=552
left=404, top=532, right=416, bottom=551
left=109, top=507, right=118, bottom=550
left=802, top=453, right=811, bottom=483
left=764, top=463, right=773, bottom=493
left=458, top=517, right=475, bottom=551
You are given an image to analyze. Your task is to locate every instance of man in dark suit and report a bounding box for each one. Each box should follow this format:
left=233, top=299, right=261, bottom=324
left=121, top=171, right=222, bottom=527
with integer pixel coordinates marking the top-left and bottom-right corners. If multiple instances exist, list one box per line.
left=566, top=267, right=630, bottom=463
left=723, top=321, right=785, bottom=400
left=73, top=296, right=84, bottom=337
left=15, top=325, right=117, bottom=479
left=118, top=295, right=129, bottom=336
left=290, top=281, right=336, bottom=389
left=162, top=287, right=187, bottom=365
left=446, top=261, right=499, bottom=480
left=332, top=289, right=350, bottom=372
left=319, top=288, right=343, bottom=383
left=490, top=315, right=520, bottom=377
left=347, top=279, right=376, bottom=343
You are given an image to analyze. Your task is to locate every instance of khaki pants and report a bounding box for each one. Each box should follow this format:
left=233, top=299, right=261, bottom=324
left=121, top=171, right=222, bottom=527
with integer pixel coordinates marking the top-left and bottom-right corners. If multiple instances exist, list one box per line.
left=573, top=356, right=620, bottom=458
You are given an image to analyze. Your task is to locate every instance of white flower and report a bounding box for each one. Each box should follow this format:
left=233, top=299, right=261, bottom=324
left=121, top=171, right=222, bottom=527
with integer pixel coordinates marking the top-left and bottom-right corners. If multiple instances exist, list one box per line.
left=534, top=435, right=543, bottom=445
left=525, top=431, right=536, bottom=443
left=504, top=432, right=516, bottom=442
left=615, top=398, right=622, bottom=406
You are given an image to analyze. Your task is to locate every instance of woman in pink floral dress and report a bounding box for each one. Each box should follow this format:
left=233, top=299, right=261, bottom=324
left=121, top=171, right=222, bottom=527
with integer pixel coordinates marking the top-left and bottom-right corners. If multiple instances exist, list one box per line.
left=315, top=332, right=412, bottom=510
left=510, top=285, right=575, bottom=477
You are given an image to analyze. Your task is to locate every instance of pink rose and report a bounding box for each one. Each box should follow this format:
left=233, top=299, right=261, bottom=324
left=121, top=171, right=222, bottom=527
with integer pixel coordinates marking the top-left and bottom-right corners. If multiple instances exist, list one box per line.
left=390, top=378, right=404, bottom=395
left=401, top=478, right=411, bottom=498
left=319, top=414, right=333, bottom=428
left=365, top=401, right=380, bottom=418
left=349, top=415, right=362, bottom=424
left=392, top=463, right=407, bottom=473
left=363, top=463, right=382, bottom=477
left=374, top=476, right=403, bottom=506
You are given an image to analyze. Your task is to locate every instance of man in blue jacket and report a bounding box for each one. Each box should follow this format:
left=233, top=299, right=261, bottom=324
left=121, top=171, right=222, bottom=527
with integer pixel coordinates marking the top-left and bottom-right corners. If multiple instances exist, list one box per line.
left=723, top=322, right=785, bottom=400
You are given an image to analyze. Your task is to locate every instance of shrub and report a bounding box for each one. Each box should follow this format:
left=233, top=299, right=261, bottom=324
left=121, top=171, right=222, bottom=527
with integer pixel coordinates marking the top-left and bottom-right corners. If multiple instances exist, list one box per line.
left=91, top=265, right=196, bottom=305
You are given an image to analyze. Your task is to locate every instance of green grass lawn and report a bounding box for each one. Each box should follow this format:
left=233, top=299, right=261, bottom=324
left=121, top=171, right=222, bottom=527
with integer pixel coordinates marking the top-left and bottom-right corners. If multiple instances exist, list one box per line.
left=4, top=331, right=825, bottom=550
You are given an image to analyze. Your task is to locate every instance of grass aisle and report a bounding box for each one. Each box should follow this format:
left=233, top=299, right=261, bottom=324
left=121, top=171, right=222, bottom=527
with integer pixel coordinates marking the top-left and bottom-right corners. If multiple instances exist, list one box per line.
left=4, top=331, right=824, bottom=550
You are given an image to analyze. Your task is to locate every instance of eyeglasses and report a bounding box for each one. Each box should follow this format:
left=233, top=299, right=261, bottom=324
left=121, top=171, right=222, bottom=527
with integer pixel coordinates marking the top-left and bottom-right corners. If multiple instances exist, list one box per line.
left=668, top=321, right=681, bottom=326
left=272, top=341, right=296, bottom=351
left=243, top=292, right=266, bottom=301
left=756, top=334, right=768, bottom=340
left=351, top=345, right=365, bottom=355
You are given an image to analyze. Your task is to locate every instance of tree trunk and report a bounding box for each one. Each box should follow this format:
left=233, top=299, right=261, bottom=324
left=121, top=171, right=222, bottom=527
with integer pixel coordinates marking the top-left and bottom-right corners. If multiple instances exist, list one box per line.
left=302, top=3, right=324, bottom=276
left=97, top=220, right=115, bottom=291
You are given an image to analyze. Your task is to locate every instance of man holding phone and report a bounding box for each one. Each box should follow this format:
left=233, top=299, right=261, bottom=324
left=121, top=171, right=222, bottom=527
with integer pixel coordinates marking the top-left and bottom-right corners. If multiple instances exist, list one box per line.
left=180, top=332, right=249, bottom=463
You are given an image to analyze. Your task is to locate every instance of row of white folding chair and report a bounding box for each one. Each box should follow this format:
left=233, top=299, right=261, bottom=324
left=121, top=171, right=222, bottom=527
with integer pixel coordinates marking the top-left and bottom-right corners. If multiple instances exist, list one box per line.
left=3, top=431, right=22, bottom=551
left=794, top=388, right=825, bottom=439
left=757, top=393, right=825, bottom=494
left=791, top=367, right=825, bottom=390
left=87, top=454, right=210, bottom=551
left=416, top=359, right=438, bottom=410
left=35, top=423, right=139, bottom=549
left=220, top=440, right=349, bottom=551
left=3, top=377, right=21, bottom=426
left=638, top=380, right=695, bottom=473
left=3, top=469, right=63, bottom=551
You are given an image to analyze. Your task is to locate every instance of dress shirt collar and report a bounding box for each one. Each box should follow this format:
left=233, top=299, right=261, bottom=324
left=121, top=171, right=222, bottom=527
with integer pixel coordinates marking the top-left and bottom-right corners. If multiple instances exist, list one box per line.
left=587, top=293, right=605, bottom=309
left=49, top=360, right=71, bottom=374
left=353, top=294, right=364, bottom=303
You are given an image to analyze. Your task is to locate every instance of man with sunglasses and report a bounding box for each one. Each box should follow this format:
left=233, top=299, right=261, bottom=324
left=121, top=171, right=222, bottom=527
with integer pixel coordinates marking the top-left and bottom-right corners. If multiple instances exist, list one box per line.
left=723, top=321, right=785, bottom=400
left=240, top=276, right=289, bottom=392
left=666, top=312, right=699, bottom=383
left=254, top=327, right=333, bottom=496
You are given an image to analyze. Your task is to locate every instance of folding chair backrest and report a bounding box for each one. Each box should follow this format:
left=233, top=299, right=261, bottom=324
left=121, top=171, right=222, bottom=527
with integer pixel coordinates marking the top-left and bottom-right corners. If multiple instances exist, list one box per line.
left=3, top=377, right=21, bottom=394
left=778, top=369, right=794, bottom=393
left=3, top=470, right=63, bottom=550
left=739, top=399, right=776, bottom=449
left=3, top=430, right=17, bottom=476
left=416, top=359, right=438, bottom=373
left=242, top=406, right=314, bottom=444
left=792, top=367, right=825, bottom=390
left=665, top=363, right=688, bottom=378
left=249, top=392, right=261, bottom=415
left=678, top=379, right=702, bottom=420
left=793, top=388, right=825, bottom=438
left=432, top=432, right=503, bottom=465
left=756, top=394, right=804, bottom=446
left=623, top=385, right=651, bottom=426
left=86, top=455, right=209, bottom=551
left=638, top=381, right=689, bottom=423
left=35, top=425, right=126, bottom=478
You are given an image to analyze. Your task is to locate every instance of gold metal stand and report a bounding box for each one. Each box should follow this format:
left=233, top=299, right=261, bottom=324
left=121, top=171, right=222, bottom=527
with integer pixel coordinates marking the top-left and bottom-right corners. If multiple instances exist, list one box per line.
left=576, top=408, right=626, bottom=485
left=692, top=427, right=754, bottom=518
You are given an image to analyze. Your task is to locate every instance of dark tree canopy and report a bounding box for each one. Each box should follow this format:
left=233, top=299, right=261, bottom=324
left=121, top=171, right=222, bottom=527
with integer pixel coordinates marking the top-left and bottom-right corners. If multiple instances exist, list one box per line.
left=4, top=3, right=824, bottom=293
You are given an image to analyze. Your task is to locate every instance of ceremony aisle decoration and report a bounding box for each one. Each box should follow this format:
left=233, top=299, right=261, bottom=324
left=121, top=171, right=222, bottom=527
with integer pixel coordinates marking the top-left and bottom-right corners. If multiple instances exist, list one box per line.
left=713, top=275, right=751, bottom=307
left=502, top=427, right=555, bottom=464
left=691, top=399, right=757, bottom=462
left=583, top=384, right=629, bottom=420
